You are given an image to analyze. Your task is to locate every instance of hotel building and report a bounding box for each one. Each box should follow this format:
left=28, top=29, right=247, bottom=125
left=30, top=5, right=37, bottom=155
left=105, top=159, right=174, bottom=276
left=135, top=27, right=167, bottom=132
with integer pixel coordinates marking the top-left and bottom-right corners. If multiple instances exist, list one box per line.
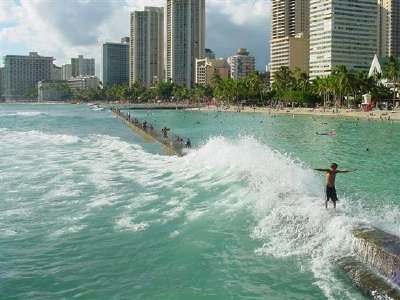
left=166, top=0, right=205, bottom=88
left=227, top=48, right=255, bottom=80
left=101, top=37, right=130, bottom=87
left=62, top=64, right=72, bottom=80
left=3, top=52, right=54, bottom=100
left=309, top=0, right=377, bottom=79
left=71, top=55, right=95, bottom=77
left=269, top=0, right=310, bottom=81
left=130, top=7, right=164, bottom=89
left=195, top=58, right=230, bottom=85
left=378, top=0, right=400, bottom=57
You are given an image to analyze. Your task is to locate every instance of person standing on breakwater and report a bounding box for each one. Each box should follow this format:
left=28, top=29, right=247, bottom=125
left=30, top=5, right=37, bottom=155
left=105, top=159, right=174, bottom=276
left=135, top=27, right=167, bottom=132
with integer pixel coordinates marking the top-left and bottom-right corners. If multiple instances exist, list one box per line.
left=314, top=163, right=357, bottom=210
left=185, top=138, right=191, bottom=148
left=161, top=126, right=170, bottom=141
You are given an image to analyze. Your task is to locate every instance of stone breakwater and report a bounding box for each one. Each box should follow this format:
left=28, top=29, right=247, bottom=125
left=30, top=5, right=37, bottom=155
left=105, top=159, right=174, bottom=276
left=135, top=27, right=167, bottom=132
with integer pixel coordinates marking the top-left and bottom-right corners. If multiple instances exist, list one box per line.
left=339, top=226, right=400, bottom=299
left=110, top=109, right=186, bottom=156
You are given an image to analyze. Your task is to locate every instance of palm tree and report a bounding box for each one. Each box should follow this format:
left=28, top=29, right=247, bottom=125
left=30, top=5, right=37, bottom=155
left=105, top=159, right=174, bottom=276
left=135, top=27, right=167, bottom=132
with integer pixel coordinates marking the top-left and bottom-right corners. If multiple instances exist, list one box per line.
left=384, top=56, right=399, bottom=107
left=272, top=66, right=296, bottom=106
left=313, top=77, right=330, bottom=111
left=332, top=65, right=353, bottom=107
left=247, top=72, right=263, bottom=105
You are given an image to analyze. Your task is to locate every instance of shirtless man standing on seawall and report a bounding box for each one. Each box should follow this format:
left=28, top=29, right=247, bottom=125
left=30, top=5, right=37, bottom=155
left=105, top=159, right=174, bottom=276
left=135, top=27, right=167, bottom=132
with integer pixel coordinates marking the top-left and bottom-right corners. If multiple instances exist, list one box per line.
left=314, top=163, right=357, bottom=210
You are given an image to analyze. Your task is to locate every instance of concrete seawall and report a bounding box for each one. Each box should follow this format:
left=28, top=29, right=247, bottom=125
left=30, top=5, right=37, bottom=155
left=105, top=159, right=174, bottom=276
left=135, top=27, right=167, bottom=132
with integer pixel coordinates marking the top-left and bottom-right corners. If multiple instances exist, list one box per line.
left=340, top=226, right=400, bottom=299
left=112, top=110, right=185, bottom=156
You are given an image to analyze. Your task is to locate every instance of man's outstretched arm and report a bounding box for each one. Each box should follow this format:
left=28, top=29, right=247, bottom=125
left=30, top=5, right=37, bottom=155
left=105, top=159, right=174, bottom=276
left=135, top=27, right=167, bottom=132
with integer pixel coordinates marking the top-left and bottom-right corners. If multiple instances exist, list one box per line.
left=337, top=168, right=357, bottom=173
left=313, top=168, right=329, bottom=172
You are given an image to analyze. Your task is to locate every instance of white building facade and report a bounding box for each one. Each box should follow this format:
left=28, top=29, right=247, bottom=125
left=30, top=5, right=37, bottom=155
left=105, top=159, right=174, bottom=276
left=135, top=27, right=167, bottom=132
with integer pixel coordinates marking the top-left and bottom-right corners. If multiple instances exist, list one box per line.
left=227, top=49, right=255, bottom=80
left=71, top=55, right=95, bottom=78
left=309, top=0, right=377, bottom=79
left=378, top=0, right=400, bottom=57
left=130, top=7, right=164, bottom=89
left=62, top=64, right=72, bottom=80
left=166, top=0, right=205, bottom=88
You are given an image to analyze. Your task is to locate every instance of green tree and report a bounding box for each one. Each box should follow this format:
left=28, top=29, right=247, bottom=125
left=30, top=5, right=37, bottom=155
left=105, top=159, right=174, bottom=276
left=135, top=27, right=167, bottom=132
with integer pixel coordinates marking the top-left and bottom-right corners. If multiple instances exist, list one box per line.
left=384, top=56, right=399, bottom=107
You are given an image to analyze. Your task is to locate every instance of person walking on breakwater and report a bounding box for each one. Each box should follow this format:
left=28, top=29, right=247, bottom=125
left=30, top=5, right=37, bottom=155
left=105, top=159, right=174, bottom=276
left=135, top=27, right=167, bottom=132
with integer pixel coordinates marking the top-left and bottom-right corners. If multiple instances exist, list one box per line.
left=314, top=163, right=357, bottom=210
left=161, top=126, right=170, bottom=141
left=185, top=138, right=191, bottom=148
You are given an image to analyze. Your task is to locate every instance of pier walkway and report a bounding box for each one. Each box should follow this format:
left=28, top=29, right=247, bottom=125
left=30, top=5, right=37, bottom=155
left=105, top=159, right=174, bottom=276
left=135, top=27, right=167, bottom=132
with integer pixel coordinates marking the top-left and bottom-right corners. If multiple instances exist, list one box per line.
left=111, top=109, right=186, bottom=156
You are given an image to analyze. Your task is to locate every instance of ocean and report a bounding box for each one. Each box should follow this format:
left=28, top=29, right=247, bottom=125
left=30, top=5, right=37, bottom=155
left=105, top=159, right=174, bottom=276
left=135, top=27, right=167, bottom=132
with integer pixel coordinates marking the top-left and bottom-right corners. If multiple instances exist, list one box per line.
left=1, top=104, right=399, bottom=299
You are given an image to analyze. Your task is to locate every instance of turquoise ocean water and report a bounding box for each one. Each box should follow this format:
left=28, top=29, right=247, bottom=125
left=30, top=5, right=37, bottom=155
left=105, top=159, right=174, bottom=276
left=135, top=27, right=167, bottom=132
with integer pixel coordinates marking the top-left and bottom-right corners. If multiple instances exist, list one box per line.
left=1, top=104, right=399, bottom=299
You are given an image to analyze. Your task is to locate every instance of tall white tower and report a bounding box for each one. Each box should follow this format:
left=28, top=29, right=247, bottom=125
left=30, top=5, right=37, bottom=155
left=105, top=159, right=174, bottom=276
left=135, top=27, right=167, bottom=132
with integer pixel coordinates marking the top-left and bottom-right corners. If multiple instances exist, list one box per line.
left=130, top=7, right=164, bottom=89
left=166, top=0, right=205, bottom=89
left=309, top=0, right=377, bottom=79
left=269, top=0, right=310, bottom=81
left=378, top=0, right=400, bottom=57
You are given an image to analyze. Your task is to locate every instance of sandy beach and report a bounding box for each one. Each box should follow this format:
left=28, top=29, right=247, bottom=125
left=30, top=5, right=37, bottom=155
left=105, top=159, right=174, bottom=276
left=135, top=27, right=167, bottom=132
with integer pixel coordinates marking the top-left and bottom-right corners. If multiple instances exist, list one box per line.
left=197, top=105, right=400, bottom=122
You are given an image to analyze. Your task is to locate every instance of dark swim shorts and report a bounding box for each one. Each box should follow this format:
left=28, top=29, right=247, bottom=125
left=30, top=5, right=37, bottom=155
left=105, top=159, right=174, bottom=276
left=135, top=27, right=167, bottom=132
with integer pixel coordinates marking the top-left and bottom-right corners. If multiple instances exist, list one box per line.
left=326, top=186, right=338, bottom=202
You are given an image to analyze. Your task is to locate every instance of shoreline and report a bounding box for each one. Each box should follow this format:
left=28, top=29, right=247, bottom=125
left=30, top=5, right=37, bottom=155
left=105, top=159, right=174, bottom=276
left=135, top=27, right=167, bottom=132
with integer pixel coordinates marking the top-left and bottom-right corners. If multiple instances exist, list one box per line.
left=194, top=105, right=400, bottom=122
left=2, top=101, right=399, bottom=122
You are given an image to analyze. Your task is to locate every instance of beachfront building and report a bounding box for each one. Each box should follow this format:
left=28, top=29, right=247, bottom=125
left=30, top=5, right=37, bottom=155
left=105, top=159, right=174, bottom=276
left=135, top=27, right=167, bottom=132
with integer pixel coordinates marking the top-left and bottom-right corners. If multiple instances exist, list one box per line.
left=166, top=0, right=205, bottom=89
left=51, top=64, right=62, bottom=80
left=3, top=52, right=54, bottom=100
left=0, top=67, right=5, bottom=100
left=269, top=0, right=309, bottom=82
left=101, top=37, right=130, bottom=88
left=195, top=58, right=230, bottom=85
left=378, top=0, right=400, bottom=57
left=66, top=76, right=100, bottom=97
left=38, top=80, right=71, bottom=101
left=227, top=48, right=255, bottom=80
left=309, top=0, right=377, bottom=79
left=71, top=55, right=95, bottom=78
left=62, top=64, right=72, bottom=80
left=130, top=7, right=164, bottom=89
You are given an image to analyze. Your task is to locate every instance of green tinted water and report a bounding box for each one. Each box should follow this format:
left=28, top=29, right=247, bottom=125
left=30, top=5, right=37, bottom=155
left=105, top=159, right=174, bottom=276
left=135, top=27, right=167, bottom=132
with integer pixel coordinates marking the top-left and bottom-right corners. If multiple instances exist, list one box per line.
left=1, top=104, right=399, bottom=299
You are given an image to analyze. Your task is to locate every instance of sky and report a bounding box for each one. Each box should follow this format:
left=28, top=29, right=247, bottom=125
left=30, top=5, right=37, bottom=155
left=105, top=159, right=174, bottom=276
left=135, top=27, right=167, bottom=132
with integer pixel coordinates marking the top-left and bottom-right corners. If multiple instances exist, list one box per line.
left=1, top=0, right=271, bottom=74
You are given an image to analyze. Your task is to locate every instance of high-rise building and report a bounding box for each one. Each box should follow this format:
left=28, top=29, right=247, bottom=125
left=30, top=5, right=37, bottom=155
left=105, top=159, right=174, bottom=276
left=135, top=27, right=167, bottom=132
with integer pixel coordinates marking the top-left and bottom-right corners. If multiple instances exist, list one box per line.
left=62, top=64, right=72, bottom=80
left=227, top=48, right=255, bottom=80
left=130, top=7, right=164, bottom=89
left=166, top=0, right=205, bottom=88
left=309, top=0, right=377, bottom=79
left=269, top=0, right=309, bottom=81
left=0, top=67, right=4, bottom=99
left=51, top=64, right=62, bottom=80
left=101, top=37, right=130, bottom=87
left=3, top=52, right=54, bottom=100
left=195, top=58, right=230, bottom=85
left=71, top=55, right=95, bottom=77
left=378, top=0, right=400, bottom=57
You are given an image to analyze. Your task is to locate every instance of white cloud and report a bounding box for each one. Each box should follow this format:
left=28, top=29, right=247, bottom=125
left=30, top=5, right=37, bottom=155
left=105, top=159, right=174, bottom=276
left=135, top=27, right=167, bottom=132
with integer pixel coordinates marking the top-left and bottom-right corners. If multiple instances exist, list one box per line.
left=1, top=0, right=271, bottom=71
left=209, top=0, right=270, bottom=26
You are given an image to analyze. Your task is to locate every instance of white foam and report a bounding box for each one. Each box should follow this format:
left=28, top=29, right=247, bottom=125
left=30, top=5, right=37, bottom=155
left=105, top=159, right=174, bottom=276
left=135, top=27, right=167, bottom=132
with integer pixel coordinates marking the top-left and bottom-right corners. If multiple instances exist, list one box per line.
left=172, top=135, right=399, bottom=298
left=15, top=111, right=46, bottom=117
left=50, top=225, right=87, bottom=236
left=1, top=129, right=80, bottom=146
left=115, top=216, right=149, bottom=232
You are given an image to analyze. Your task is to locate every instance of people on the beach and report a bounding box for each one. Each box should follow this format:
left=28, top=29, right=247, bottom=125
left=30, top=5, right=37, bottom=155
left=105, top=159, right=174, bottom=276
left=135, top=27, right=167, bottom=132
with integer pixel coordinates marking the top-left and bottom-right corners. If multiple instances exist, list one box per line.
left=314, top=163, right=357, bottom=210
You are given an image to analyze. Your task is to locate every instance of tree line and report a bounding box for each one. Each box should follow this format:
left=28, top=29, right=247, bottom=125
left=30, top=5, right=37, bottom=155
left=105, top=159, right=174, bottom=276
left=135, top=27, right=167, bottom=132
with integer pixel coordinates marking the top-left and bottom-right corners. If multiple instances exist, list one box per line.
left=72, top=56, right=399, bottom=108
